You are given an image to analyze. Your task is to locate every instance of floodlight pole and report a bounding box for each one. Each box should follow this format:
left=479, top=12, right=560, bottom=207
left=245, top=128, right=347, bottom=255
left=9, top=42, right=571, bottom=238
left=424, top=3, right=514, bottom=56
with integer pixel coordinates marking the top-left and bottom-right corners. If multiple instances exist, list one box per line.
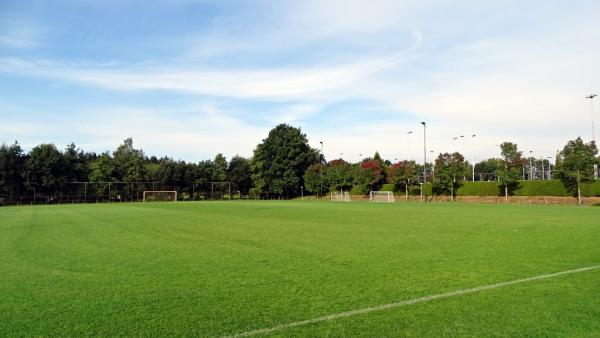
left=421, top=122, right=427, bottom=184
left=471, top=134, right=477, bottom=181
left=429, top=150, right=435, bottom=180
left=587, top=94, right=597, bottom=143
left=319, top=141, right=324, bottom=199
left=407, top=131, right=413, bottom=161
left=587, top=94, right=598, bottom=178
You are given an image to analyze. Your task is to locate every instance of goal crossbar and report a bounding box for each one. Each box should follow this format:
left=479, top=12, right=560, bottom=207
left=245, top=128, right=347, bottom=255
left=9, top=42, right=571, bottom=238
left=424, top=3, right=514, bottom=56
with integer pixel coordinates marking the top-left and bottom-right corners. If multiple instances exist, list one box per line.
left=142, top=190, right=177, bottom=202
left=369, top=191, right=395, bottom=203
left=331, top=191, right=351, bottom=202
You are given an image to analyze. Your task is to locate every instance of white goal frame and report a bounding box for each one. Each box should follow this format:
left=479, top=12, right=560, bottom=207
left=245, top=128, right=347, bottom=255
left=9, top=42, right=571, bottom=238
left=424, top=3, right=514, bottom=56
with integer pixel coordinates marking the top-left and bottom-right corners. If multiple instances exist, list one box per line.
left=369, top=191, right=395, bottom=203
left=331, top=191, right=351, bottom=202
left=142, top=190, right=177, bottom=202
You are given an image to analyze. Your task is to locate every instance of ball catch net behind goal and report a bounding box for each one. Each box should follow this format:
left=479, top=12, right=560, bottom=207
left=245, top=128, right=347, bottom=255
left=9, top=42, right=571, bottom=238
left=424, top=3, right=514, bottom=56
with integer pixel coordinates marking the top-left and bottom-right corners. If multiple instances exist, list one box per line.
left=369, top=191, right=395, bottom=203
left=143, top=191, right=177, bottom=202
left=331, top=191, right=351, bottom=202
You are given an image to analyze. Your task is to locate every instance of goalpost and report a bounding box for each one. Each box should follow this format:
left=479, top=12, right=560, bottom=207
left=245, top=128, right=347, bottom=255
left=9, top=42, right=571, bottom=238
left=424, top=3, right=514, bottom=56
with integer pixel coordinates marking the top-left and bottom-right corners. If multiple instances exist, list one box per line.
left=370, top=191, right=395, bottom=203
left=331, top=191, right=351, bottom=202
left=142, top=191, right=177, bottom=202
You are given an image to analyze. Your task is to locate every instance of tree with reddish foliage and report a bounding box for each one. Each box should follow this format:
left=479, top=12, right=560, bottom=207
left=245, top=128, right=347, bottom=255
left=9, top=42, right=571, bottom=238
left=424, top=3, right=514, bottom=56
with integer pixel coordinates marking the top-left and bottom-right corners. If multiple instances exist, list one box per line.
left=353, top=158, right=385, bottom=194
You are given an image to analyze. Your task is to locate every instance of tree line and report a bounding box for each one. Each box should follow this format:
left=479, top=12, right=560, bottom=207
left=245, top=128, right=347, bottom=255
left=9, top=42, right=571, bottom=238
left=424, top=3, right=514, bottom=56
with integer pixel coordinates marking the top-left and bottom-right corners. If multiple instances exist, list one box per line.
left=1, top=124, right=598, bottom=204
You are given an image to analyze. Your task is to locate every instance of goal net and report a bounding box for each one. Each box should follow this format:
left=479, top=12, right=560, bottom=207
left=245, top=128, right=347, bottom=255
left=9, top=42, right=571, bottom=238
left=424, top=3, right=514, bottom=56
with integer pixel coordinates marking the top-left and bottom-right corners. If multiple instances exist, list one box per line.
left=143, top=191, right=177, bottom=202
left=370, top=191, right=395, bottom=203
left=331, top=191, right=351, bottom=202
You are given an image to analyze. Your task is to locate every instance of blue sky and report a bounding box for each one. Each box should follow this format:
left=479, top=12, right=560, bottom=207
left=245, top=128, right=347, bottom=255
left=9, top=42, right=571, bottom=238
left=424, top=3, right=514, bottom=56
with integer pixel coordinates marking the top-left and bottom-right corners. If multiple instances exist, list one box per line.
left=1, top=0, right=600, bottom=163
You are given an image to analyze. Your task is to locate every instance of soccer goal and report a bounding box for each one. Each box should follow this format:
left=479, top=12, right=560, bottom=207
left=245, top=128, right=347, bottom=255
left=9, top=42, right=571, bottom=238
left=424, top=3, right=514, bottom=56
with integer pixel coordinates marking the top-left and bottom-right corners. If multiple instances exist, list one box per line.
left=370, top=191, right=395, bottom=203
left=143, top=191, right=177, bottom=202
left=331, top=191, right=351, bottom=202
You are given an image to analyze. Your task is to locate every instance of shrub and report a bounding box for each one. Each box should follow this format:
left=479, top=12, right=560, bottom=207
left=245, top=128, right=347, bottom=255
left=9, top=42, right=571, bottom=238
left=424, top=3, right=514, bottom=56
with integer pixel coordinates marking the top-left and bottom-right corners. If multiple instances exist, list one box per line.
left=350, top=185, right=368, bottom=195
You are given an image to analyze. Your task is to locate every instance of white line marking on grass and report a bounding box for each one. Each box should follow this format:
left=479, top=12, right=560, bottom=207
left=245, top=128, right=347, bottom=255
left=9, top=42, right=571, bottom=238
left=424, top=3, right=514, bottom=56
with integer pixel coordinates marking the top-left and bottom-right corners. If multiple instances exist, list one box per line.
left=224, top=265, right=600, bottom=337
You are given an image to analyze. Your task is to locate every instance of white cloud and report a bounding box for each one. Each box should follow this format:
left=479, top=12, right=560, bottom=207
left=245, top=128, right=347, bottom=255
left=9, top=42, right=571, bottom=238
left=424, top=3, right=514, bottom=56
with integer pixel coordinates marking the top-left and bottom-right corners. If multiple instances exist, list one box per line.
left=0, top=56, right=401, bottom=102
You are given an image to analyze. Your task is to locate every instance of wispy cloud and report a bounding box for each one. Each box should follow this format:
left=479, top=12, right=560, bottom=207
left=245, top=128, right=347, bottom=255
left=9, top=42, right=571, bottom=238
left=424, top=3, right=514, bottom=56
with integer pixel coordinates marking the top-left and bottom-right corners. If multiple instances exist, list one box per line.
left=0, top=55, right=403, bottom=101
left=0, top=20, right=43, bottom=49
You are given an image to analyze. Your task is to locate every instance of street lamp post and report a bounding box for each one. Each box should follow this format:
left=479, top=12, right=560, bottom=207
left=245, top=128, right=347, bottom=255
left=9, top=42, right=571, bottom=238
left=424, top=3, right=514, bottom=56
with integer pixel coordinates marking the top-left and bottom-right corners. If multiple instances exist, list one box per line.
left=547, top=156, right=553, bottom=179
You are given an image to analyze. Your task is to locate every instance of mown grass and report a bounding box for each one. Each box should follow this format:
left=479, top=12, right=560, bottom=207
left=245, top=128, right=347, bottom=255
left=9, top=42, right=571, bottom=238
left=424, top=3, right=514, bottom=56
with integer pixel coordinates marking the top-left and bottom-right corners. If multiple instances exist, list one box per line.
left=1, top=201, right=599, bottom=337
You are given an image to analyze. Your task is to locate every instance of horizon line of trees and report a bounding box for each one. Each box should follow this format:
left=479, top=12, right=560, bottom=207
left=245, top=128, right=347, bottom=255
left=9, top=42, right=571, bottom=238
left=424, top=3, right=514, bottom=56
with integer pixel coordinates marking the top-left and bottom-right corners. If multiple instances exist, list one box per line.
left=1, top=124, right=599, bottom=204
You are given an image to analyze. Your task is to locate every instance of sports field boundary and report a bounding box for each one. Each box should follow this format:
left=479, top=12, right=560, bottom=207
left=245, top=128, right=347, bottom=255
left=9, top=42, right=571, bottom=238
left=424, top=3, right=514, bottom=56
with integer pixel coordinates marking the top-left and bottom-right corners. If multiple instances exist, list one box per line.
left=225, top=265, right=600, bottom=337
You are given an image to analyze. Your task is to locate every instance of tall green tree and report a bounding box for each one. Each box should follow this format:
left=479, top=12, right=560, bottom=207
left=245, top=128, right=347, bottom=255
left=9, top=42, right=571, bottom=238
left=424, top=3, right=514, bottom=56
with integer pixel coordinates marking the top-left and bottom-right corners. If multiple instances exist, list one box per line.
left=555, top=137, right=598, bottom=204
left=432, top=152, right=467, bottom=199
left=89, top=153, right=115, bottom=182
left=497, top=142, right=524, bottom=200
left=474, top=158, right=502, bottom=181
left=389, top=160, right=419, bottom=198
left=228, top=156, right=252, bottom=196
left=63, top=143, right=94, bottom=183
left=23, top=143, right=67, bottom=196
left=194, top=160, right=214, bottom=196
left=303, top=163, right=328, bottom=195
left=88, top=152, right=115, bottom=197
left=212, top=153, right=228, bottom=182
left=113, top=138, right=145, bottom=182
left=0, top=141, right=26, bottom=201
left=251, top=124, right=318, bottom=198
left=325, top=159, right=353, bottom=192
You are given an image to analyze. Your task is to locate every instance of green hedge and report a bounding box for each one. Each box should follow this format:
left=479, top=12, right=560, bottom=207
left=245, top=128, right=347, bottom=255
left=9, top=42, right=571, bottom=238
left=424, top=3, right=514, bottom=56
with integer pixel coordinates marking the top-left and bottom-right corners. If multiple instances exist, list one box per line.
left=514, top=180, right=569, bottom=196
left=457, top=181, right=500, bottom=196
left=452, top=179, right=600, bottom=197
left=580, top=180, right=600, bottom=197
left=351, top=180, right=600, bottom=197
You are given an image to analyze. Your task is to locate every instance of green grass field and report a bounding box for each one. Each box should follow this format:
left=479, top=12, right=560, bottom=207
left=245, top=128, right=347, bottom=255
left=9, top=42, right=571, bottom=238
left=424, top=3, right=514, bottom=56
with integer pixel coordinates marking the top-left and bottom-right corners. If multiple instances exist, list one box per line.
left=1, top=201, right=599, bottom=337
